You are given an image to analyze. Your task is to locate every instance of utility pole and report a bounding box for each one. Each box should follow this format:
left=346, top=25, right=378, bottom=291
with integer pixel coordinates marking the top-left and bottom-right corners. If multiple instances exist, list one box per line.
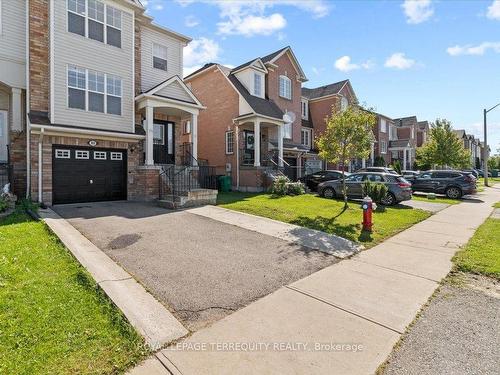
left=483, top=102, right=500, bottom=187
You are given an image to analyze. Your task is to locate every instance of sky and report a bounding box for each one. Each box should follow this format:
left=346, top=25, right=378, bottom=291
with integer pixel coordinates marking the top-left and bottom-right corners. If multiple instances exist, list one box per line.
left=142, top=0, right=500, bottom=153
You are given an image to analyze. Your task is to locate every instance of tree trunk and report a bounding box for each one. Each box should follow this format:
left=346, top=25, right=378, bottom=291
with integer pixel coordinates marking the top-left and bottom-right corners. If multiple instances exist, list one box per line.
left=341, top=160, right=348, bottom=209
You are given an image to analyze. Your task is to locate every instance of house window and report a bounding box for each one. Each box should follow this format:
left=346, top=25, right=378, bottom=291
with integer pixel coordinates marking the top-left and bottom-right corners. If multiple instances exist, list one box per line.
left=301, top=100, right=308, bottom=119
left=67, top=0, right=86, bottom=37
left=380, top=118, right=387, bottom=133
left=253, top=73, right=261, bottom=97
left=411, top=127, right=415, bottom=139
left=301, top=129, right=311, bottom=147
left=87, top=0, right=104, bottom=42
left=153, top=124, right=164, bottom=145
left=88, top=70, right=105, bottom=113
left=340, top=96, right=348, bottom=111
left=55, top=149, right=71, bottom=159
left=67, top=65, right=86, bottom=110
left=106, top=5, right=121, bottom=48
left=225, top=131, right=234, bottom=154
left=380, top=140, right=387, bottom=154
left=75, top=150, right=90, bottom=159
left=392, top=151, right=398, bottom=159
left=106, top=74, right=122, bottom=115
left=184, top=120, right=191, bottom=134
left=279, top=75, right=291, bottom=99
left=110, top=152, right=123, bottom=160
left=153, top=43, right=168, bottom=71
left=94, top=151, right=107, bottom=160
left=283, top=122, right=292, bottom=139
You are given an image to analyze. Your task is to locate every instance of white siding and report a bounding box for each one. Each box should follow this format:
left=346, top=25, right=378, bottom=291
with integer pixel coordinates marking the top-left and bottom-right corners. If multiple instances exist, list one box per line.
left=0, top=0, right=26, bottom=88
left=234, top=68, right=265, bottom=98
left=52, top=0, right=134, bottom=133
left=156, top=81, right=194, bottom=103
left=141, top=26, right=183, bottom=92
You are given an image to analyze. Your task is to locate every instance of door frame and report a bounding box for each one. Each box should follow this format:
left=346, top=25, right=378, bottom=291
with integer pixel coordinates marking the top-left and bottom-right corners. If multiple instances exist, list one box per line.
left=153, top=120, right=175, bottom=165
left=0, top=110, right=8, bottom=163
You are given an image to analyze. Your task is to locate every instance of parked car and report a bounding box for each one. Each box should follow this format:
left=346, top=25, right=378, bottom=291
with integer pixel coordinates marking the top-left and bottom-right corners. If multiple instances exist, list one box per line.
left=476, top=169, right=492, bottom=178
left=357, top=167, right=399, bottom=175
left=462, top=169, right=479, bottom=178
left=406, top=170, right=477, bottom=199
left=401, top=170, right=420, bottom=178
left=299, top=170, right=350, bottom=191
left=317, top=172, right=412, bottom=205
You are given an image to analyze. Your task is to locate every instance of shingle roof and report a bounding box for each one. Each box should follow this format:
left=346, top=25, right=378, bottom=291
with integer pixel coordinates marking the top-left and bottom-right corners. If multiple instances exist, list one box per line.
left=394, top=116, right=418, bottom=128
left=183, top=63, right=217, bottom=80
left=389, top=139, right=411, bottom=148
left=228, top=75, right=284, bottom=120
left=261, top=46, right=290, bottom=63
left=453, top=129, right=466, bottom=138
left=301, top=80, right=349, bottom=100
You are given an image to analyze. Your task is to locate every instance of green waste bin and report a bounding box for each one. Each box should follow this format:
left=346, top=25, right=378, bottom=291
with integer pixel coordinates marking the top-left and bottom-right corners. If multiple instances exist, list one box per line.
left=218, top=175, right=232, bottom=192
left=492, top=169, right=499, bottom=178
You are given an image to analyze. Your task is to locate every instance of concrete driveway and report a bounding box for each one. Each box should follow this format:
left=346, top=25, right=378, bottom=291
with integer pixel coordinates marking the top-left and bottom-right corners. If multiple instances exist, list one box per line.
left=53, top=201, right=338, bottom=331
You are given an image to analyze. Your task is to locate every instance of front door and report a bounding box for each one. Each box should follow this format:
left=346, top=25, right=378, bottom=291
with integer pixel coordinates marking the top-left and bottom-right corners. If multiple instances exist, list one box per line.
left=0, top=111, right=7, bottom=163
left=153, top=121, right=175, bottom=164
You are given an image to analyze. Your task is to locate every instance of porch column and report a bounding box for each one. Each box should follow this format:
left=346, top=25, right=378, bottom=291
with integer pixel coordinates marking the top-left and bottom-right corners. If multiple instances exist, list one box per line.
left=145, top=106, right=154, bottom=166
left=362, top=158, right=366, bottom=168
left=278, top=124, right=284, bottom=167
left=403, top=148, right=407, bottom=170
left=11, top=88, right=23, bottom=131
left=191, top=113, right=198, bottom=165
left=254, top=120, right=260, bottom=167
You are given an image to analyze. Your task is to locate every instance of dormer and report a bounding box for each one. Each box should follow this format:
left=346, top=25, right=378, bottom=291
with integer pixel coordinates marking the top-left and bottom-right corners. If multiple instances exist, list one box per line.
left=232, top=59, right=268, bottom=99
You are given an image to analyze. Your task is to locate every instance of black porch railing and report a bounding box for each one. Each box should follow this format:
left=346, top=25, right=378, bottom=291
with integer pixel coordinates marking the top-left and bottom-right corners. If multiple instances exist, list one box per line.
left=179, top=142, right=209, bottom=167
left=159, top=164, right=217, bottom=200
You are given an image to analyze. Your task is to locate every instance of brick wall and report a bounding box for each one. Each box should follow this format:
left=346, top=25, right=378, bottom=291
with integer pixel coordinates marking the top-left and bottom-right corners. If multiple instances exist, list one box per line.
left=374, top=116, right=391, bottom=165
left=29, top=0, right=50, bottom=112
left=9, top=130, right=27, bottom=197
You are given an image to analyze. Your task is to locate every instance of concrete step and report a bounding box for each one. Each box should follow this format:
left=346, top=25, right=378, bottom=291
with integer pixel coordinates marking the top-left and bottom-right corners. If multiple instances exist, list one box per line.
left=158, top=189, right=218, bottom=210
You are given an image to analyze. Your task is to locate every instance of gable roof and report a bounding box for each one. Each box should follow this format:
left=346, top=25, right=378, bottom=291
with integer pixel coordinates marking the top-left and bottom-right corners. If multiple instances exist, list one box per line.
left=138, top=75, right=202, bottom=106
left=261, top=46, right=290, bottom=63
left=231, top=58, right=268, bottom=74
left=301, top=80, right=355, bottom=101
left=453, top=129, right=466, bottom=138
left=228, top=75, right=283, bottom=120
left=394, top=116, right=418, bottom=128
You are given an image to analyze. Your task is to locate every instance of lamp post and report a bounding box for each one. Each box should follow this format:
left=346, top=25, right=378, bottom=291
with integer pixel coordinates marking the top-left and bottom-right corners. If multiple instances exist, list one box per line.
left=483, top=102, right=500, bottom=187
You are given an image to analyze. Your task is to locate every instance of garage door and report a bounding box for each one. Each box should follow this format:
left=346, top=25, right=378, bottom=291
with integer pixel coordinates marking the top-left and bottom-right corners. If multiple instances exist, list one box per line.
left=52, top=146, right=127, bottom=204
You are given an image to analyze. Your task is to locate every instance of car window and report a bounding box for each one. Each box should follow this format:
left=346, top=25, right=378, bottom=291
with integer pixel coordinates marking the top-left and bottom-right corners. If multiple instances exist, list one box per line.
left=419, top=172, right=432, bottom=179
left=366, top=174, right=384, bottom=182
left=432, top=172, right=450, bottom=178
left=346, top=174, right=364, bottom=182
left=326, top=172, right=340, bottom=179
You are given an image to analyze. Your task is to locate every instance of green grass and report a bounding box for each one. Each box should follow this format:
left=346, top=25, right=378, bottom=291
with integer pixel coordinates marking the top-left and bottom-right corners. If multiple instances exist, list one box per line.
left=453, top=203, right=500, bottom=279
left=494, top=202, right=500, bottom=209
left=0, top=212, right=148, bottom=374
left=477, top=177, right=500, bottom=191
left=411, top=193, right=460, bottom=205
left=217, top=192, right=430, bottom=247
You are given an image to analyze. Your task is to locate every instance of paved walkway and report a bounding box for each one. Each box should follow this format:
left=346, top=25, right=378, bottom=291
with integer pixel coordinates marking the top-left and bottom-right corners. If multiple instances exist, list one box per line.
left=132, top=188, right=499, bottom=375
left=187, top=205, right=361, bottom=258
left=399, top=199, right=449, bottom=213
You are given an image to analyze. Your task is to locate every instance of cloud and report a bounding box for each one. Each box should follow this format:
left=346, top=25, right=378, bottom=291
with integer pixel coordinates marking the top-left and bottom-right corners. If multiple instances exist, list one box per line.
left=184, top=37, right=221, bottom=67
left=142, top=0, right=166, bottom=11
left=176, top=0, right=330, bottom=37
left=185, top=15, right=199, bottom=27
left=401, top=0, right=434, bottom=24
left=447, top=42, right=500, bottom=56
left=334, top=56, right=374, bottom=72
left=384, top=53, right=415, bottom=69
left=487, top=0, right=500, bottom=20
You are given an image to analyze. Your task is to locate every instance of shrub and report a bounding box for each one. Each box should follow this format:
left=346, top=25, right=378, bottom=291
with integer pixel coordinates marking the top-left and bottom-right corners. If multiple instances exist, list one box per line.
left=0, top=197, right=7, bottom=213
left=391, top=160, right=402, bottom=174
left=269, top=176, right=305, bottom=196
left=362, top=180, right=389, bottom=203
left=374, top=156, right=386, bottom=167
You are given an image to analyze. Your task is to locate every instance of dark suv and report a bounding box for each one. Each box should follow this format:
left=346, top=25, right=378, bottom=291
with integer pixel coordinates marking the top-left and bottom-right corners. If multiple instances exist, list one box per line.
left=357, top=167, right=399, bottom=175
left=299, top=170, right=349, bottom=191
left=407, top=170, right=476, bottom=199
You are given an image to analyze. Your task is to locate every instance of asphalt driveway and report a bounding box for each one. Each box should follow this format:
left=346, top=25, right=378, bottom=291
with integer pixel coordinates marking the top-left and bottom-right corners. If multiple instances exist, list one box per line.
left=53, top=201, right=338, bottom=331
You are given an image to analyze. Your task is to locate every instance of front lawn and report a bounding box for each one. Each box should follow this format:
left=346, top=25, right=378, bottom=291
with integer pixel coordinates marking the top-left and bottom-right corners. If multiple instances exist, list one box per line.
left=0, top=212, right=148, bottom=374
left=217, top=192, right=430, bottom=247
left=477, top=177, right=500, bottom=191
left=411, top=193, right=460, bottom=205
left=453, top=202, right=500, bottom=279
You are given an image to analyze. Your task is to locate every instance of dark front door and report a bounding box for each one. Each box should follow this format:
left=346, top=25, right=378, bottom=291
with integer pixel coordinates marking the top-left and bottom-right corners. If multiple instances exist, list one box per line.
left=153, top=121, right=175, bottom=164
left=284, top=157, right=297, bottom=181
left=52, top=146, right=127, bottom=204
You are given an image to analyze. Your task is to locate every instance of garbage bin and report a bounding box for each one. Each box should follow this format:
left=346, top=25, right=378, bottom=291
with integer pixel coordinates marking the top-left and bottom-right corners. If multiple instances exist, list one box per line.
left=492, top=169, right=499, bottom=178
left=218, top=175, right=232, bottom=192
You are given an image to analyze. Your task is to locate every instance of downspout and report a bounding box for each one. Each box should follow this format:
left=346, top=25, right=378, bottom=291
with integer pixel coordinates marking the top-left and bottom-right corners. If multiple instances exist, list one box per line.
left=25, top=0, right=31, bottom=198
left=38, top=128, right=44, bottom=203
left=235, top=123, right=240, bottom=190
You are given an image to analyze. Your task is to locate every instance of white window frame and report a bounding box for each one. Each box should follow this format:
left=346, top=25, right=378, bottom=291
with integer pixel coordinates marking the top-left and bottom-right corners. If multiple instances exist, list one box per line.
left=301, top=99, right=308, bottom=120
left=279, top=75, right=292, bottom=100
left=110, top=152, right=123, bottom=160
left=75, top=150, right=90, bottom=159
left=106, top=74, right=122, bottom=116
left=411, top=127, right=415, bottom=139
left=87, top=69, right=105, bottom=113
left=380, top=118, right=387, bottom=133
left=67, top=0, right=122, bottom=47
left=283, top=122, right=292, bottom=139
left=225, top=131, right=234, bottom=154
left=340, top=96, right=348, bottom=111
left=55, top=149, right=71, bottom=159
left=253, top=73, right=262, bottom=97
left=184, top=120, right=191, bottom=134
left=93, top=151, right=107, bottom=160
left=153, top=123, right=165, bottom=145
left=301, top=128, right=311, bottom=148
left=152, top=42, right=168, bottom=71
left=380, top=141, right=387, bottom=154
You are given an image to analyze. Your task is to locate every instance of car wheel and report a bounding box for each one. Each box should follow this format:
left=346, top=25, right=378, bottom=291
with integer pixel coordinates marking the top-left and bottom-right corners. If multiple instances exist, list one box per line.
left=322, top=187, right=335, bottom=199
left=381, top=192, right=396, bottom=206
left=445, top=186, right=462, bottom=199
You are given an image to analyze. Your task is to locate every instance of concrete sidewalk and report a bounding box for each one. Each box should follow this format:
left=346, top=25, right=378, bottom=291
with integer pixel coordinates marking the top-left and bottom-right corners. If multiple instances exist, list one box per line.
left=148, top=188, right=499, bottom=375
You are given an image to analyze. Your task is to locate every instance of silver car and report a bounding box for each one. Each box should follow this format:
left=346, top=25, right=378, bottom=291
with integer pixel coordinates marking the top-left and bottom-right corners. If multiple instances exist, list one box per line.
left=317, top=172, right=413, bottom=205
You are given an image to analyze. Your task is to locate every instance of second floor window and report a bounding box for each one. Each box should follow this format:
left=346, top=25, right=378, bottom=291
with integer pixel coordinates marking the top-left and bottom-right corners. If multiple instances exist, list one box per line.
left=153, top=43, right=168, bottom=71
left=67, top=0, right=121, bottom=48
left=380, top=140, right=387, bottom=154
left=279, top=75, right=291, bottom=100
left=301, top=100, right=308, bottom=119
left=225, top=131, right=234, bottom=154
left=301, top=128, right=311, bottom=147
left=380, top=118, right=387, bottom=133
left=253, top=73, right=261, bottom=97
left=67, top=65, right=122, bottom=115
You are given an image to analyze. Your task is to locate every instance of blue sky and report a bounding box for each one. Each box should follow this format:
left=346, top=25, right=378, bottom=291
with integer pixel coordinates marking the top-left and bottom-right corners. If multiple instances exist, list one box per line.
left=144, top=0, right=500, bottom=153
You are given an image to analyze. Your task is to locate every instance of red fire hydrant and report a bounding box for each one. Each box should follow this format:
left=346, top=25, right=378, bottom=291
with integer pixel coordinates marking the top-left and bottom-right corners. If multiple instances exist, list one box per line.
left=361, top=196, right=376, bottom=232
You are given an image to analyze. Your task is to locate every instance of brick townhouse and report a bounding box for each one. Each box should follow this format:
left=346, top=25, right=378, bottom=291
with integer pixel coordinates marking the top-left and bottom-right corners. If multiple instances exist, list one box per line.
left=184, top=46, right=322, bottom=191
left=0, top=0, right=211, bottom=206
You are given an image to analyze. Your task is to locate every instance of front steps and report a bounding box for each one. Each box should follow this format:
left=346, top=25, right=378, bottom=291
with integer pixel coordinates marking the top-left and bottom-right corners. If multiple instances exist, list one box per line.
left=158, top=188, right=218, bottom=209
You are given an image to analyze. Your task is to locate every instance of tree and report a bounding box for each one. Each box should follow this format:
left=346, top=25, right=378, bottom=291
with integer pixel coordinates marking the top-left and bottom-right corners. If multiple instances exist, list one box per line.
left=416, top=119, right=471, bottom=169
left=316, top=105, right=376, bottom=208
